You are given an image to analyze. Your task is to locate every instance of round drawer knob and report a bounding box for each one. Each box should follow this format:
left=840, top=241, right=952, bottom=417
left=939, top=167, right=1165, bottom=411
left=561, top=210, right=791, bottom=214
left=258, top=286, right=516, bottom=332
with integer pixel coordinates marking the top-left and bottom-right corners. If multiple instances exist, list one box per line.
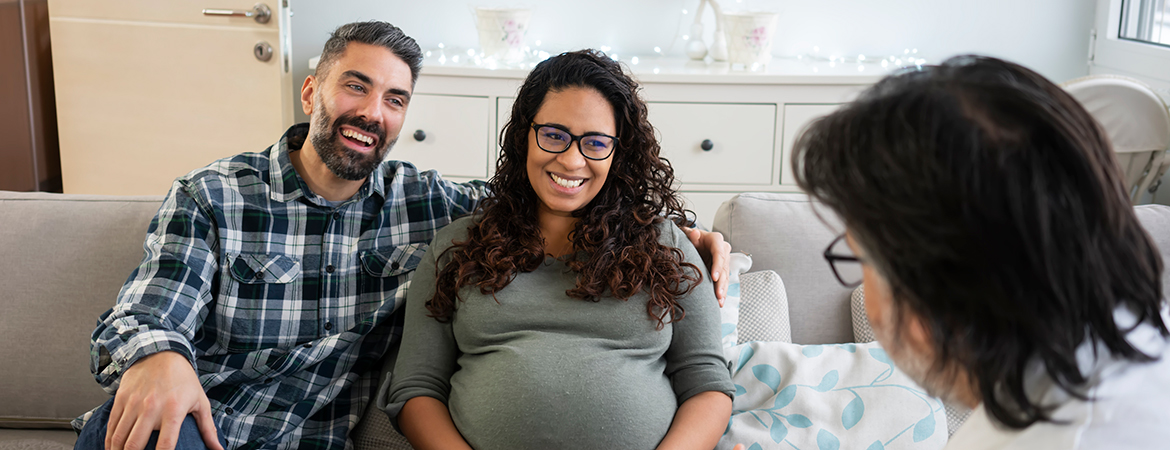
left=413, top=129, right=427, bottom=142
left=700, top=139, right=714, bottom=151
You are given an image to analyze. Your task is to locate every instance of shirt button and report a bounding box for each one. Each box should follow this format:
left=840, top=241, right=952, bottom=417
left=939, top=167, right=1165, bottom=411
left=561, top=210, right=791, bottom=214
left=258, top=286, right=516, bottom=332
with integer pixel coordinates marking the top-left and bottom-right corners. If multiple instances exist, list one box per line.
left=333, top=212, right=341, bottom=220
left=303, top=343, right=313, bottom=348
left=225, top=407, right=234, bottom=415
left=265, top=377, right=274, bottom=383
left=325, top=265, right=335, bottom=273
left=254, top=272, right=264, bottom=280
left=324, top=322, right=333, bottom=331
left=391, top=262, right=400, bottom=270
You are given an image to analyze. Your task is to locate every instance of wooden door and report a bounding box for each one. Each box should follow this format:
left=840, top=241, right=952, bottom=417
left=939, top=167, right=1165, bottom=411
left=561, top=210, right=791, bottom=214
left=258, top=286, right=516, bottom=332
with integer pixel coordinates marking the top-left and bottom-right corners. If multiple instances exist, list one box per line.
left=49, top=0, right=293, bottom=195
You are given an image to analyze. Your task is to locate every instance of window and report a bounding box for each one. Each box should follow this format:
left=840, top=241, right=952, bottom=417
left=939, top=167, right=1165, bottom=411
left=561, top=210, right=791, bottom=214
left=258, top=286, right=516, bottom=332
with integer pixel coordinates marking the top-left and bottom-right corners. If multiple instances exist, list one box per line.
left=1091, top=0, right=1170, bottom=89
left=1119, top=0, right=1170, bottom=47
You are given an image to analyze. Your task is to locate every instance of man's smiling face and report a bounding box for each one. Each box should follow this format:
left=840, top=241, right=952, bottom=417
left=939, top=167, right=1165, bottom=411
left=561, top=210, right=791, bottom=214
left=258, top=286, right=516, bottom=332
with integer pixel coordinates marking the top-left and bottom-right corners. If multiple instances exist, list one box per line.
left=303, top=42, right=413, bottom=181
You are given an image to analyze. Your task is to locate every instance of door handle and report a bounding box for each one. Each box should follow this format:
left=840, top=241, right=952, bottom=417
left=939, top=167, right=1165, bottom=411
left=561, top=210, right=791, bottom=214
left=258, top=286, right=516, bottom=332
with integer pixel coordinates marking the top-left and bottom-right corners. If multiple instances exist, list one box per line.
left=203, top=3, right=271, bottom=24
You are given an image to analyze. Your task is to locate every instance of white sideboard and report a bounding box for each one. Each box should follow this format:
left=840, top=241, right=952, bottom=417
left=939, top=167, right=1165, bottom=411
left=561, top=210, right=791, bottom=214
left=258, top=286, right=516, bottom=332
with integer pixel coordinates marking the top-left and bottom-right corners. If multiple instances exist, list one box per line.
left=393, top=57, right=888, bottom=225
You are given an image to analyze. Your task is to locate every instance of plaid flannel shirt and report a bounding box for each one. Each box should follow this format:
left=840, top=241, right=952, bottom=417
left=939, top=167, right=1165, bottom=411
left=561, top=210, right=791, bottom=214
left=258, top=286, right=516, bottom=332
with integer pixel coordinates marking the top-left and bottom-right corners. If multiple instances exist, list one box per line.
left=76, top=124, right=488, bottom=449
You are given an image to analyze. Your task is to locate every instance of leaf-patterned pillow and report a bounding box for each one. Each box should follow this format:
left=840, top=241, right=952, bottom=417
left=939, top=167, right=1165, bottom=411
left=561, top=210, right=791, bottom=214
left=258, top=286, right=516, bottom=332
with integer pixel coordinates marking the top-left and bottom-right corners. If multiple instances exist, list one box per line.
left=718, top=341, right=948, bottom=450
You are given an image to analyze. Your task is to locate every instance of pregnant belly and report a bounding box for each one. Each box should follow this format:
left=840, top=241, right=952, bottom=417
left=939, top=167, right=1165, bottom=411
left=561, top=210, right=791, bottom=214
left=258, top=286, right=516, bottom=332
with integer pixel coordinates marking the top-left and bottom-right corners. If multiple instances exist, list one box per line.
left=447, top=346, right=678, bottom=450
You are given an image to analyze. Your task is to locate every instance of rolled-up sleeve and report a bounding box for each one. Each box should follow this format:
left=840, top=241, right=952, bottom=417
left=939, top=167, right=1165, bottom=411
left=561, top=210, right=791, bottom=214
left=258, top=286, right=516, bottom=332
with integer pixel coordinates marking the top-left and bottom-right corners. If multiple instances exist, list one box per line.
left=90, top=180, right=219, bottom=392
left=662, top=222, right=736, bottom=403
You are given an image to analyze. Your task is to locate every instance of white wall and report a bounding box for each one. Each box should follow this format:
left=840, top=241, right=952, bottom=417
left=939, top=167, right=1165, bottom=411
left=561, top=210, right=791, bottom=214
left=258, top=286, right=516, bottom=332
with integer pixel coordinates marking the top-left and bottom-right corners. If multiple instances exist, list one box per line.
left=289, top=0, right=1096, bottom=122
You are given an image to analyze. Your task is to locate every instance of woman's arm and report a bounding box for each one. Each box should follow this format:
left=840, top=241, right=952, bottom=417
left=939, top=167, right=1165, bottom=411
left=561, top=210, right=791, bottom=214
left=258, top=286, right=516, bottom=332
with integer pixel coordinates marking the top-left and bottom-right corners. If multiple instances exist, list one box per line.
left=658, top=222, right=737, bottom=449
left=399, top=397, right=473, bottom=450
left=656, top=391, right=733, bottom=450
left=382, top=219, right=473, bottom=448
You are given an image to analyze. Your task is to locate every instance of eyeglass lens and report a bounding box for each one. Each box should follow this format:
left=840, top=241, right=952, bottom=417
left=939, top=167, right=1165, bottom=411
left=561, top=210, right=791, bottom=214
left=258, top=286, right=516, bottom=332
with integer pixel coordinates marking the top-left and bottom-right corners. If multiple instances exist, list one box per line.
left=535, top=126, right=615, bottom=160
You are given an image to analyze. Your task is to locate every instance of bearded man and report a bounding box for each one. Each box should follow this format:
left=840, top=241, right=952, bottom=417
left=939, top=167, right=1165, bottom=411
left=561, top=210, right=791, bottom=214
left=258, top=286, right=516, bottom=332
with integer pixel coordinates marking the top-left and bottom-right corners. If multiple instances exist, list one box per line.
left=72, top=21, right=731, bottom=450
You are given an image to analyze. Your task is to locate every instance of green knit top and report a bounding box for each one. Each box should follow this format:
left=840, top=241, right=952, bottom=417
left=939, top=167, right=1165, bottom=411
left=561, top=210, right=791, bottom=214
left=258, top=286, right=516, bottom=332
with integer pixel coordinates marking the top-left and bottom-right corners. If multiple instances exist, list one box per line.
left=385, top=216, right=734, bottom=450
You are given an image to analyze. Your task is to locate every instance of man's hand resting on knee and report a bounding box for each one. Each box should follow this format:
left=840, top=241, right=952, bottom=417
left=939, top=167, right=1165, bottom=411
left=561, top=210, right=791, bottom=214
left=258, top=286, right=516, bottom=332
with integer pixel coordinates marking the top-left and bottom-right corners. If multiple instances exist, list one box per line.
left=106, top=351, right=223, bottom=450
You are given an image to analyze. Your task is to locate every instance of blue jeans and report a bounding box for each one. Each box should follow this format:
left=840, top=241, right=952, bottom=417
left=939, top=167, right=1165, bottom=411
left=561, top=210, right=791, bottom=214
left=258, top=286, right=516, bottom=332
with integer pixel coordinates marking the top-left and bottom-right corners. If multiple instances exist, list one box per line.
left=74, top=397, right=228, bottom=450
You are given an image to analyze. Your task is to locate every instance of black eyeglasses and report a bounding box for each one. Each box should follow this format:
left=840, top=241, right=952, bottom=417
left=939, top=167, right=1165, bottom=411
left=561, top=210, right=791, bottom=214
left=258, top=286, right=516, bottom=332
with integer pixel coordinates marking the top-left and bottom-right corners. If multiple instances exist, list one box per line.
left=823, top=233, right=864, bottom=287
left=530, top=123, right=617, bottom=161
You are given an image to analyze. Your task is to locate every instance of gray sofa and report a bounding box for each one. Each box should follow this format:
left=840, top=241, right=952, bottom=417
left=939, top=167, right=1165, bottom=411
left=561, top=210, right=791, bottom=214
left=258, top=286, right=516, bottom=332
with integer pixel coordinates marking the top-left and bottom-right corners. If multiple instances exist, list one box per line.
left=1, top=192, right=164, bottom=448
left=2, top=190, right=1168, bottom=449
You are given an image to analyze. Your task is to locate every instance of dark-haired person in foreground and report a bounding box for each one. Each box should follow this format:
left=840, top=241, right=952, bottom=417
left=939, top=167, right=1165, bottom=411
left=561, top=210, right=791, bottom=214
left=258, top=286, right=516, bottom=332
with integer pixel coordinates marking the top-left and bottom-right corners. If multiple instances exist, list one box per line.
left=72, top=21, right=731, bottom=450
left=793, top=55, right=1170, bottom=449
left=384, top=50, right=733, bottom=449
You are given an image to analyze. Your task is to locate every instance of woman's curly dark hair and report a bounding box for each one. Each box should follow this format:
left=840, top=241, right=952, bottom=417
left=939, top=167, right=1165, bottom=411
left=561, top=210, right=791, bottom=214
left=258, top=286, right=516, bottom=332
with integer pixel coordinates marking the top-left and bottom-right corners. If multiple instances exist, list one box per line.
left=426, top=49, right=700, bottom=328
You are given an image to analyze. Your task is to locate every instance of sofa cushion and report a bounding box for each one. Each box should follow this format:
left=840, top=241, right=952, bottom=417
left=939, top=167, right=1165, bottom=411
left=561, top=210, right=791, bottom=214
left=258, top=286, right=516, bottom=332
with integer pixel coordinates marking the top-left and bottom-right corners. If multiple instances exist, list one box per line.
left=0, top=428, right=74, bottom=449
left=0, top=191, right=164, bottom=428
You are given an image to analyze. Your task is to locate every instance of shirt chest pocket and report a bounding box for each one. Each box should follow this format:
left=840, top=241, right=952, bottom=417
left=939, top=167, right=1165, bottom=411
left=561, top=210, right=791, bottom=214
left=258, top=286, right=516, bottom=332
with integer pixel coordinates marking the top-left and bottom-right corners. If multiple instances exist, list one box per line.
left=218, top=253, right=303, bottom=351
left=359, top=243, right=428, bottom=278
left=355, top=243, right=429, bottom=316
left=227, top=253, right=302, bottom=284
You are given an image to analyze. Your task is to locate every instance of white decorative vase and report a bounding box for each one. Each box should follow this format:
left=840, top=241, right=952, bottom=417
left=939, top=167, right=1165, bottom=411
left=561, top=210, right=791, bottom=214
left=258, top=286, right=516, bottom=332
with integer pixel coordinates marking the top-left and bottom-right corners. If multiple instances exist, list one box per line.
left=722, top=12, right=778, bottom=69
left=474, top=7, right=531, bottom=63
left=709, top=30, right=728, bottom=62
left=686, top=23, right=708, bottom=60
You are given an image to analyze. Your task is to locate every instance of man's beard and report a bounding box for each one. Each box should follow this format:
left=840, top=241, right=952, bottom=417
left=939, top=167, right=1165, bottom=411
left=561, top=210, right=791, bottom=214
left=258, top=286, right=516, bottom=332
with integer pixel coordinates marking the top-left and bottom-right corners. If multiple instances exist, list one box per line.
left=309, top=99, right=396, bottom=181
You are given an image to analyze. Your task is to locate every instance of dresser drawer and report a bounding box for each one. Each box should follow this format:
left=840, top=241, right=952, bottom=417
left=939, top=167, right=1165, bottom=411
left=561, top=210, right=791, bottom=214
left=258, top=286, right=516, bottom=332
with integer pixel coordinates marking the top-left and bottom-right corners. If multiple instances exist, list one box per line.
left=394, top=94, right=490, bottom=178
left=648, top=102, right=776, bottom=185
left=780, top=104, right=842, bottom=186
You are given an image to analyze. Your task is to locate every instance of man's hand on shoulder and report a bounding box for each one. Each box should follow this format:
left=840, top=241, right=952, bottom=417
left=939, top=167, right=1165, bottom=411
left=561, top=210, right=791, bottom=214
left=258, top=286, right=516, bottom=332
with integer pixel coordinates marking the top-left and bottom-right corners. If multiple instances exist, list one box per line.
left=682, top=227, right=732, bottom=306
left=106, top=351, right=222, bottom=450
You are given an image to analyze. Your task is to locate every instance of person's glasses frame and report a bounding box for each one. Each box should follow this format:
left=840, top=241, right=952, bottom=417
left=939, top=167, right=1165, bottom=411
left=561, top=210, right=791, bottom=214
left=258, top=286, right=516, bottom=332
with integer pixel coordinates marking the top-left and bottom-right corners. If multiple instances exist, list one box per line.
left=530, top=122, right=618, bottom=161
left=823, top=233, right=863, bottom=288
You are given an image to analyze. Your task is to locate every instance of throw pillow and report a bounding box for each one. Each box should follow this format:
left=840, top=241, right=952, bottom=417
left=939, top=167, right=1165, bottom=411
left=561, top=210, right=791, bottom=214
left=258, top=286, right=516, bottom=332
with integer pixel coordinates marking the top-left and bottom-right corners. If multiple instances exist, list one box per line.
left=718, top=341, right=949, bottom=450
left=851, top=286, right=876, bottom=343
left=352, top=398, right=414, bottom=450
left=738, top=271, right=792, bottom=343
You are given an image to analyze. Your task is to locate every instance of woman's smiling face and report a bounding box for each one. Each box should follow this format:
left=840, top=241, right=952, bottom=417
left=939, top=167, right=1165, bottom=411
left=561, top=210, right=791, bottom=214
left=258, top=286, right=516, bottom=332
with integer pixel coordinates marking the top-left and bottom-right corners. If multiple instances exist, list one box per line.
left=527, top=86, right=616, bottom=219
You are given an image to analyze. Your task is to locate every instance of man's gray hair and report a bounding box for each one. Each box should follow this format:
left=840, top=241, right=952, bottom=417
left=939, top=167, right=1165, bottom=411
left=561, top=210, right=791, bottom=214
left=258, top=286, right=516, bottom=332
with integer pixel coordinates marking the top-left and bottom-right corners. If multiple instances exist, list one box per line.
left=315, top=21, right=423, bottom=86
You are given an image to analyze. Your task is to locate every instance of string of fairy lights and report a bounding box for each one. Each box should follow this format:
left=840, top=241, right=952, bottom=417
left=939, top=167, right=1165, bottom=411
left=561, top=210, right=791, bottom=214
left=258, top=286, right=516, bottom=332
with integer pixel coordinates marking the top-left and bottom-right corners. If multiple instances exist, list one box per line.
left=417, top=4, right=929, bottom=73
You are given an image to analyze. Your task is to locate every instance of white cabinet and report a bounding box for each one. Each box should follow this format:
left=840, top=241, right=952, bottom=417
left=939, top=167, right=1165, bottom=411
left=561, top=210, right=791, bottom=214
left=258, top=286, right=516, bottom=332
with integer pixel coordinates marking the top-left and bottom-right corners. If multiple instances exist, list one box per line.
left=496, top=97, right=516, bottom=177
left=394, top=94, right=491, bottom=179
left=780, top=104, right=843, bottom=187
left=649, top=102, right=777, bottom=186
left=411, top=59, right=880, bottom=224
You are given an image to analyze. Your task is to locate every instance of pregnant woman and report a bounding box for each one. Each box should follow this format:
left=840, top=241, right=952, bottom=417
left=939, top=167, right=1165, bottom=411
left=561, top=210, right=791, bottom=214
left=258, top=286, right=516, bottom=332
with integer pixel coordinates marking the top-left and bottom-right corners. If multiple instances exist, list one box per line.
left=384, top=49, right=734, bottom=450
